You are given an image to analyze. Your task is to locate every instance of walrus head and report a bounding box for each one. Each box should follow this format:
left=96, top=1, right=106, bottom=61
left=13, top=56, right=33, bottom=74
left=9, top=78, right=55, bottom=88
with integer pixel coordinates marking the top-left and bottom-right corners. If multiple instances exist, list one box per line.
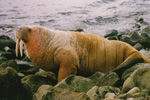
left=15, top=26, right=33, bottom=57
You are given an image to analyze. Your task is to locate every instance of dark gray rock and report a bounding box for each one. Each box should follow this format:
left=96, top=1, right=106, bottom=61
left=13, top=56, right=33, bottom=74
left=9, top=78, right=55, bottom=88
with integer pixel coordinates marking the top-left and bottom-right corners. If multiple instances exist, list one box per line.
left=127, top=87, right=140, bottom=94
left=122, top=63, right=150, bottom=81
left=0, top=67, right=19, bottom=96
left=118, top=87, right=148, bottom=99
left=139, top=26, right=150, bottom=47
left=104, top=93, right=116, bottom=99
left=89, top=72, right=105, bottom=85
left=0, top=35, right=16, bottom=50
left=86, top=86, right=121, bottom=100
left=118, top=93, right=132, bottom=99
left=55, top=75, right=95, bottom=93
left=131, top=93, right=147, bottom=98
left=132, top=97, right=147, bottom=100
left=104, top=30, right=118, bottom=38
left=70, top=29, right=84, bottom=32
left=35, top=69, right=57, bottom=81
left=0, top=59, right=18, bottom=71
left=18, top=72, right=25, bottom=78
left=138, top=37, right=150, bottom=48
left=33, top=85, right=90, bottom=100
left=0, top=24, right=17, bottom=29
left=141, top=26, right=150, bottom=36
left=21, top=74, right=56, bottom=97
left=129, top=31, right=142, bottom=42
left=118, top=31, right=142, bottom=46
left=0, top=51, right=16, bottom=60
left=86, top=86, right=100, bottom=100
left=117, top=32, right=128, bottom=40
left=89, top=72, right=120, bottom=87
left=133, top=23, right=141, bottom=29
left=98, top=86, right=120, bottom=99
left=137, top=18, right=149, bottom=25
left=140, top=49, right=150, bottom=58
left=0, top=67, right=31, bottom=100
left=107, top=36, right=118, bottom=40
left=16, top=60, right=35, bottom=69
left=133, top=43, right=143, bottom=51
left=122, top=65, right=150, bottom=93
left=3, top=46, right=14, bottom=52
left=141, top=32, right=150, bottom=38
left=22, top=56, right=31, bottom=61
left=0, top=56, right=7, bottom=64
left=120, top=35, right=135, bottom=46
left=16, top=60, right=39, bottom=74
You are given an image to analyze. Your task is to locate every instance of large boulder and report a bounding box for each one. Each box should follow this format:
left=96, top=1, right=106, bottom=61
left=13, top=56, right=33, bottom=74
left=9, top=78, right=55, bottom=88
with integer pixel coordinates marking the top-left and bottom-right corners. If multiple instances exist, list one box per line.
left=0, top=59, right=18, bottom=71
left=133, top=43, right=143, bottom=51
left=86, top=86, right=120, bottom=99
left=0, top=50, right=16, bottom=60
left=122, top=66, right=150, bottom=93
left=0, top=35, right=16, bottom=60
left=98, top=86, right=120, bottom=99
left=16, top=60, right=39, bottom=75
left=35, top=69, right=57, bottom=81
left=104, top=30, right=118, bottom=38
left=0, top=56, right=7, bottom=64
left=89, top=72, right=120, bottom=87
left=117, top=32, right=128, bottom=40
left=120, top=35, right=135, bottom=46
left=33, top=85, right=90, bottom=100
left=141, top=26, right=150, bottom=37
left=104, top=30, right=118, bottom=40
left=21, top=74, right=56, bottom=97
left=139, top=26, right=150, bottom=47
left=118, top=87, right=149, bottom=99
left=55, top=75, right=95, bottom=93
left=140, top=49, right=150, bottom=59
left=129, top=31, right=142, bottom=43
left=0, top=35, right=16, bottom=50
left=122, top=63, right=150, bottom=81
left=0, top=67, right=31, bottom=100
left=86, top=86, right=99, bottom=100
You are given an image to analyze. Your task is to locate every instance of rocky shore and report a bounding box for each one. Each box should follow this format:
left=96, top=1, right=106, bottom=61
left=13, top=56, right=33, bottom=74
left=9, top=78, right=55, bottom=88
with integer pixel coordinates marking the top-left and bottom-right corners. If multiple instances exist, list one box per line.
left=1, top=18, right=150, bottom=100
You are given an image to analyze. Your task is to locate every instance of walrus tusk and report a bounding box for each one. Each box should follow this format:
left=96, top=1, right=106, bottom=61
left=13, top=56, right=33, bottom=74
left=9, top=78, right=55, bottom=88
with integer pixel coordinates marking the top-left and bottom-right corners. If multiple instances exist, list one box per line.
left=16, top=39, right=20, bottom=57
left=20, top=40, right=24, bottom=57
left=16, top=39, right=24, bottom=57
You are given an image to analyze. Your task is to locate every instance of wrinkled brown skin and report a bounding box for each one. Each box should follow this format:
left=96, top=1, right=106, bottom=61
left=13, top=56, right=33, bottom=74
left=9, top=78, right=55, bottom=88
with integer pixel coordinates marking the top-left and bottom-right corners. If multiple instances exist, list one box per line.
left=15, top=26, right=150, bottom=82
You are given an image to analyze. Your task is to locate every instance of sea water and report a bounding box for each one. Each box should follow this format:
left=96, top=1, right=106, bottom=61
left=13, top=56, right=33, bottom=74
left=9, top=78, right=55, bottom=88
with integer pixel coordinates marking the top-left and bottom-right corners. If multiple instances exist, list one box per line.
left=0, top=0, right=150, bottom=39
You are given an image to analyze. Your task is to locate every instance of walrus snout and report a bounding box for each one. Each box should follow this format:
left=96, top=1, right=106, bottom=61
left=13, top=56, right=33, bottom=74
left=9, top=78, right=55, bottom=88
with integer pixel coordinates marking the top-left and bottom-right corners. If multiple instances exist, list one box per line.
left=15, top=26, right=32, bottom=57
left=16, top=27, right=32, bottom=41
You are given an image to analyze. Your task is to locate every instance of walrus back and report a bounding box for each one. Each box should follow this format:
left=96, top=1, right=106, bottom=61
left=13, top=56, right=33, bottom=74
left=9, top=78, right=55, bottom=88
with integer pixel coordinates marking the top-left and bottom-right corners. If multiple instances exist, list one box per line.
left=73, top=32, right=125, bottom=75
left=73, top=32, right=150, bottom=75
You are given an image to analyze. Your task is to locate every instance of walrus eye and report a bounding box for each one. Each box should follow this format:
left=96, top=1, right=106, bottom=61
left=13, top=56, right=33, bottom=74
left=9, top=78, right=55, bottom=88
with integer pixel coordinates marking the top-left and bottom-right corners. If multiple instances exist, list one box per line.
left=28, top=28, right=31, bottom=32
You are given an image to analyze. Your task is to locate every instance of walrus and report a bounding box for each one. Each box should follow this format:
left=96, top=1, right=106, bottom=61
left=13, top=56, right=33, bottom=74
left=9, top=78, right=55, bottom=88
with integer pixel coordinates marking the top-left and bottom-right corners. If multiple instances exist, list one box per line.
left=15, top=25, right=150, bottom=82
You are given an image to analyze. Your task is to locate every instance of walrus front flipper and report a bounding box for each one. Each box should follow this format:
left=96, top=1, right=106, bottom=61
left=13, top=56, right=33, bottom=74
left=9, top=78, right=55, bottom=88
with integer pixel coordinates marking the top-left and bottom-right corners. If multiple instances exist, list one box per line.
left=110, top=58, right=144, bottom=76
left=58, top=63, right=77, bottom=82
left=54, top=47, right=79, bottom=82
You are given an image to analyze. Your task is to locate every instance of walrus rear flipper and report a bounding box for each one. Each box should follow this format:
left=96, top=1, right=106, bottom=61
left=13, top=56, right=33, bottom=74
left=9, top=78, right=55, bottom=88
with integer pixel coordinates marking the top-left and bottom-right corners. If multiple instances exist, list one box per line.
left=110, top=58, right=144, bottom=77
